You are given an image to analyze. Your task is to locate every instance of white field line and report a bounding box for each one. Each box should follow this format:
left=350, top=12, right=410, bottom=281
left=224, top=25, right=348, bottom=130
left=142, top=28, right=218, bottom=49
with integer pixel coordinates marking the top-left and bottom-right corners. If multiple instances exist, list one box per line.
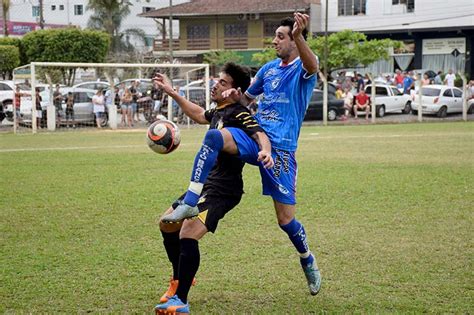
left=1, top=132, right=471, bottom=153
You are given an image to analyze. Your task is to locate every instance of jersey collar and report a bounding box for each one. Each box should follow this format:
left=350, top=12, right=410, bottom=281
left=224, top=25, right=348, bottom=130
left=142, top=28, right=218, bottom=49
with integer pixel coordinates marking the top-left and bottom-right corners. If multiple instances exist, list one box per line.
left=279, top=56, right=300, bottom=67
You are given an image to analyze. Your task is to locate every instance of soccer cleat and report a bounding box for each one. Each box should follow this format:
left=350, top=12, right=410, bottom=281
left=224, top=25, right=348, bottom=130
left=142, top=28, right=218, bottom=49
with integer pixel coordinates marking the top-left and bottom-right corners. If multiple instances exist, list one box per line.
left=301, top=254, right=321, bottom=296
left=161, top=204, right=199, bottom=223
left=155, top=295, right=189, bottom=315
left=160, top=278, right=197, bottom=303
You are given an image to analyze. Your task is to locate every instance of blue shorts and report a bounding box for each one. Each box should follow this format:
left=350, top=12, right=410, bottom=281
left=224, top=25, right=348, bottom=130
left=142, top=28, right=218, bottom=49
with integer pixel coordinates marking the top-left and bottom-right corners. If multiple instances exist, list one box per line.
left=227, top=127, right=297, bottom=205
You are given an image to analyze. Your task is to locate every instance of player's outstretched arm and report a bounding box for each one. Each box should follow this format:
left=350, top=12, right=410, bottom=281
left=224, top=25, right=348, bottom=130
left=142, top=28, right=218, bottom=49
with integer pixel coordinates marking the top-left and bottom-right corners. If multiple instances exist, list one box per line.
left=252, top=131, right=274, bottom=169
left=153, top=74, right=208, bottom=124
left=293, top=12, right=318, bottom=75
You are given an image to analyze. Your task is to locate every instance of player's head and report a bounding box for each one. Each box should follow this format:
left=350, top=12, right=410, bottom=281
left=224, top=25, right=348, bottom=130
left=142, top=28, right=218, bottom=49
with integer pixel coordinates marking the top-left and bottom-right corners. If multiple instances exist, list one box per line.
left=211, top=62, right=250, bottom=103
left=272, top=16, right=308, bottom=60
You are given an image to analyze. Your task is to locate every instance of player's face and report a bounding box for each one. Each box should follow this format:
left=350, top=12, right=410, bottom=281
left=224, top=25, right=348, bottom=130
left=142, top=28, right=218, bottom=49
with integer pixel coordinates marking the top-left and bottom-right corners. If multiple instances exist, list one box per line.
left=272, top=26, right=296, bottom=60
left=211, top=72, right=234, bottom=103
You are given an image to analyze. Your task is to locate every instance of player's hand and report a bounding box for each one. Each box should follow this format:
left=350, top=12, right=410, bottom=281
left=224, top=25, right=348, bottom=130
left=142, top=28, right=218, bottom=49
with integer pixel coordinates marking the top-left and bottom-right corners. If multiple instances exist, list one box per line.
left=293, top=12, right=309, bottom=39
left=152, top=74, right=174, bottom=95
left=221, top=87, right=242, bottom=103
left=258, top=150, right=274, bottom=169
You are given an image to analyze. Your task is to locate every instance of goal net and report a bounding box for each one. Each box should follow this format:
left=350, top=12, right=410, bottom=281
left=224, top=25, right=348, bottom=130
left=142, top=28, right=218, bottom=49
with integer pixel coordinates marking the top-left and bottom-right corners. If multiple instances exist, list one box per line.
left=11, top=62, right=210, bottom=134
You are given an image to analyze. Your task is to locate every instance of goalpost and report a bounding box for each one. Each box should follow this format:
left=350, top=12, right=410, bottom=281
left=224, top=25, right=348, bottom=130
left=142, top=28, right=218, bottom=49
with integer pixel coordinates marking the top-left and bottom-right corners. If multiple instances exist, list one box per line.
left=12, top=62, right=210, bottom=134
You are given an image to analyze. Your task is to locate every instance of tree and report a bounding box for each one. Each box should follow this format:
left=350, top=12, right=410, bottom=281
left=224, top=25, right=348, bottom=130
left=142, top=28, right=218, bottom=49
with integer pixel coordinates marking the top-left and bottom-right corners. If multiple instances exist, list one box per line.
left=251, top=30, right=401, bottom=76
left=203, top=50, right=243, bottom=66
left=86, top=0, right=146, bottom=59
left=1, top=0, right=10, bottom=37
left=0, top=45, right=20, bottom=79
left=22, top=28, right=110, bottom=85
left=0, top=37, right=26, bottom=64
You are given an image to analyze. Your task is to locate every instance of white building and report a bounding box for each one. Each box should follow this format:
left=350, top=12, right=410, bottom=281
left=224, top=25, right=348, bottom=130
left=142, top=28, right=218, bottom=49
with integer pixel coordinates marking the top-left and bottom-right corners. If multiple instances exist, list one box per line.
left=1, top=0, right=190, bottom=49
left=315, top=0, right=474, bottom=76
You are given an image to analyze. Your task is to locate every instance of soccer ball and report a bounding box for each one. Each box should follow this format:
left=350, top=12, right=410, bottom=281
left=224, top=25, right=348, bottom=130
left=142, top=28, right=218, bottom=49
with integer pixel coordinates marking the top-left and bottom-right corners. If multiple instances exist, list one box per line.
left=146, top=119, right=181, bottom=154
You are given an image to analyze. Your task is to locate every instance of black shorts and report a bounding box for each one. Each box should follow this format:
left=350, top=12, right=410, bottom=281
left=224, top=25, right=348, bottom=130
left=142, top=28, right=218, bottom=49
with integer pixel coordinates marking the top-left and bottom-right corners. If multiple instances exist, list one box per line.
left=172, top=192, right=241, bottom=233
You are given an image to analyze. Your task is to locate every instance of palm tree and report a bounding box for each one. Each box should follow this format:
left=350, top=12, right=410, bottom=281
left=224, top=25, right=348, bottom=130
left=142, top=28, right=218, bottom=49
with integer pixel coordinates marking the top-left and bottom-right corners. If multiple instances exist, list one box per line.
left=2, top=0, right=10, bottom=37
left=87, top=0, right=146, bottom=55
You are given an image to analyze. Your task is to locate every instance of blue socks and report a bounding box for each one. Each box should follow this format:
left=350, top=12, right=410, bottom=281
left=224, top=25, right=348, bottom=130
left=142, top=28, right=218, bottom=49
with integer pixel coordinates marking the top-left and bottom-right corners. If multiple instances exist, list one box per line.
left=280, top=218, right=313, bottom=265
left=183, top=129, right=224, bottom=206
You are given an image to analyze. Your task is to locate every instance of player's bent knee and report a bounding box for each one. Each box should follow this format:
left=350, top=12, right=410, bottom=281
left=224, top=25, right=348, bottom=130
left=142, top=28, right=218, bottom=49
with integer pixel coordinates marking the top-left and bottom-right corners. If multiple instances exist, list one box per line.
left=180, top=218, right=208, bottom=240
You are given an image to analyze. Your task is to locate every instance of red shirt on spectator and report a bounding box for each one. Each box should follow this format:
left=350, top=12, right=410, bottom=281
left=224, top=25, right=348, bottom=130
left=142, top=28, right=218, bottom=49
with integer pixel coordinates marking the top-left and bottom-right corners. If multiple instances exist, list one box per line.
left=394, top=74, right=404, bottom=85
left=356, top=92, right=369, bottom=105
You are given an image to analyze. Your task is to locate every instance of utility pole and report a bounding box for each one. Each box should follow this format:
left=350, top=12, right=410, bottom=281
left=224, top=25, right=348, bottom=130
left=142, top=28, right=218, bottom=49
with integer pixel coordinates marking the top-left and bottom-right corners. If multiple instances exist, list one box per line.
left=39, top=0, right=44, bottom=29
left=168, top=0, right=173, bottom=63
left=322, top=0, right=329, bottom=125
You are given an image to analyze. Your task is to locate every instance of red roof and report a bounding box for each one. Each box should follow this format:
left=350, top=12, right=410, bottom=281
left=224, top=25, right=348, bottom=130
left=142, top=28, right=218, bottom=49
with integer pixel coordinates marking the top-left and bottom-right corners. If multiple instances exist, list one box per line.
left=140, top=0, right=317, bottom=18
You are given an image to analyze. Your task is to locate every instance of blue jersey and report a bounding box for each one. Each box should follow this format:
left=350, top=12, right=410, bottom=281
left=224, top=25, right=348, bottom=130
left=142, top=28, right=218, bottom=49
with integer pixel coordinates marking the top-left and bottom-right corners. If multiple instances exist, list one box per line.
left=246, top=57, right=316, bottom=151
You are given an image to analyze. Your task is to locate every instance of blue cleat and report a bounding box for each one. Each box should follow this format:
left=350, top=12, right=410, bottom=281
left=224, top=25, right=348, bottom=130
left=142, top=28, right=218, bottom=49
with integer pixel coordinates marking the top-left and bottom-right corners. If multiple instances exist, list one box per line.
left=161, top=204, right=199, bottom=223
left=155, top=295, right=190, bottom=314
left=301, top=254, right=321, bottom=295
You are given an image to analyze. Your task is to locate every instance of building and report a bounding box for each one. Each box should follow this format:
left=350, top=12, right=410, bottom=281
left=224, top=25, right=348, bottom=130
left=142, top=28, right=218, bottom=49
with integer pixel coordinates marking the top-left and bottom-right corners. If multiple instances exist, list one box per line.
left=139, top=0, right=320, bottom=64
left=142, top=0, right=473, bottom=76
left=1, top=0, right=190, bottom=49
left=317, top=0, right=473, bottom=76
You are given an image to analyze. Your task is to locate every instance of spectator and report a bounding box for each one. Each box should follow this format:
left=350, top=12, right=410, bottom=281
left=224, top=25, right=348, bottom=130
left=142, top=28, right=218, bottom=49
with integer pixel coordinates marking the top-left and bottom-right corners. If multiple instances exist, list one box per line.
left=354, top=88, right=370, bottom=120
left=364, top=73, right=372, bottom=86
left=394, top=69, right=404, bottom=89
left=421, top=73, right=431, bottom=86
left=444, top=69, right=456, bottom=87
left=335, top=85, right=344, bottom=99
left=342, top=77, right=353, bottom=92
left=342, top=87, right=353, bottom=120
left=121, top=88, right=133, bottom=127
left=14, top=85, right=29, bottom=128
left=92, top=88, right=106, bottom=128
left=434, top=71, right=443, bottom=85
left=151, top=80, right=164, bottom=114
left=467, top=80, right=474, bottom=100
left=34, top=87, right=42, bottom=129
left=65, top=92, right=75, bottom=128
left=356, top=73, right=365, bottom=91
left=53, top=84, right=63, bottom=128
left=385, top=74, right=393, bottom=85
left=130, top=80, right=140, bottom=122
left=402, top=71, right=414, bottom=94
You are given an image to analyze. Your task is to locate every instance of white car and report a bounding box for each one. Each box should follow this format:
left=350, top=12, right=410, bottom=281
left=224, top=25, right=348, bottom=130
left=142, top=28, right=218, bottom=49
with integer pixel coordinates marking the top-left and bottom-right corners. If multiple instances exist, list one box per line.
left=411, top=85, right=464, bottom=117
left=17, top=87, right=102, bottom=126
left=364, top=84, right=412, bottom=117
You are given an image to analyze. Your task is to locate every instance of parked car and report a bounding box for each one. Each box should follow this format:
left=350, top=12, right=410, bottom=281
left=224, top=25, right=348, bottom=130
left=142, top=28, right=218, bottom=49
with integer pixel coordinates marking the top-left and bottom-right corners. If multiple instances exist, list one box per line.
left=304, top=89, right=345, bottom=121
left=364, top=84, right=412, bottom=117
left=17, top=88, right=104, bottom=126
left=1, top=81, right=34, bottom=122
left=116, top=79, right=153, bottom=95
left=411, top=85, right=464, bottom=117
left=72, top=81, right=110, bottom=91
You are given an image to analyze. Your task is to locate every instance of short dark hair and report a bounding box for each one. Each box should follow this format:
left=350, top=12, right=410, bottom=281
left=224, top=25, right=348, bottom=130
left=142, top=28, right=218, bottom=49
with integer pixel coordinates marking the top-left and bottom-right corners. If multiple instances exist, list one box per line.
left=280, top=17, right=308, bottom=41
left=221, top=62, right=251, bottom=93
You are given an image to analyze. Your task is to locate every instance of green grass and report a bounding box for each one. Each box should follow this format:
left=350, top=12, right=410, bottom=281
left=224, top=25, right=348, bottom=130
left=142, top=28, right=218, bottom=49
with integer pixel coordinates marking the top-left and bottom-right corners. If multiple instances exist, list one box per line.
left=1, top=122, right=473, bottom=313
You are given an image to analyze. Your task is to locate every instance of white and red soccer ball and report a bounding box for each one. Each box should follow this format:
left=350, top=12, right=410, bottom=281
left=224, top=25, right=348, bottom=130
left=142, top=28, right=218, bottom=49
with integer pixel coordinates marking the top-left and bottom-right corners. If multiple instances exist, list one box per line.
left=146, top=119, right=181, bottom=154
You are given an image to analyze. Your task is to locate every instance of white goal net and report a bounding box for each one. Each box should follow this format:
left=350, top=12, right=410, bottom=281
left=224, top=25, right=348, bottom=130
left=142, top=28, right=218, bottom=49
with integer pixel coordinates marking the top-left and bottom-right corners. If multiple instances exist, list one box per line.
left=11, top=62, right=210, bottom=134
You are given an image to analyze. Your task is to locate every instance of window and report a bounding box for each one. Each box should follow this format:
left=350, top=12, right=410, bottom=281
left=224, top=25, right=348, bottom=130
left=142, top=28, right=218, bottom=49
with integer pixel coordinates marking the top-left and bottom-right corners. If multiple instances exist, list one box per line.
left=452, top=89, right=462, bottom=98
left=392, top=0, right=414, bottom=13
left=443, top=89, right=453, bottom=97
left=51, top=5, right=56, bottom=10
left=59, top=5, right=64, bottom=10
left=74, top=5, right=83, bottom=15
left=32, top=5, right=40, bottom=17
left=375, top=86, right=389, bottom=96
left=264, top=21, right=280, bottom=37
left=0, top=83, right=13, bottom=91
left=187, top=25, right=209, bottom=39
left=391, top=87, right=403, bottom=96
left=338, top=0, right=366, bottom=16
left=142, top=6, right=154, bottom=13
left=224, top=23, right=247, bottom=38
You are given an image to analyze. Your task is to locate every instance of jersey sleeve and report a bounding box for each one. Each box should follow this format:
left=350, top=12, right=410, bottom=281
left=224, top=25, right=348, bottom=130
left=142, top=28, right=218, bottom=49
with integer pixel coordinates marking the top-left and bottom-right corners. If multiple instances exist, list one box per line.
left=204, top=108, right=215, bottom=123
left=230, top=105, right=264, bottom=138
left=245, top=63, right=268, bottom=99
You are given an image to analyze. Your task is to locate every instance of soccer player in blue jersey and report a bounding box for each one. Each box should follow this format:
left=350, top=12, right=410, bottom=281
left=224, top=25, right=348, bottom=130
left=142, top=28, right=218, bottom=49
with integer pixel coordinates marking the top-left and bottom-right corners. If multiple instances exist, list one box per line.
left=162, top=12, right=321, bottom=296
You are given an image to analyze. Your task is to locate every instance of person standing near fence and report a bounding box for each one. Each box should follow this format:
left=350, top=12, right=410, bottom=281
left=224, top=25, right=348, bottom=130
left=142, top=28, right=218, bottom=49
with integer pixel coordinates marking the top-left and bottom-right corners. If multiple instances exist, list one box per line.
left=92, top=88, right=106, bottom=128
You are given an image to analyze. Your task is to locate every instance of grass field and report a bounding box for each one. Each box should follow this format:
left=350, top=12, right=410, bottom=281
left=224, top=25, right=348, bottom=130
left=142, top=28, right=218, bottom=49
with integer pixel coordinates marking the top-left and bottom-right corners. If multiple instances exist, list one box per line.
left=1, top=122, right=473, bottom=313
